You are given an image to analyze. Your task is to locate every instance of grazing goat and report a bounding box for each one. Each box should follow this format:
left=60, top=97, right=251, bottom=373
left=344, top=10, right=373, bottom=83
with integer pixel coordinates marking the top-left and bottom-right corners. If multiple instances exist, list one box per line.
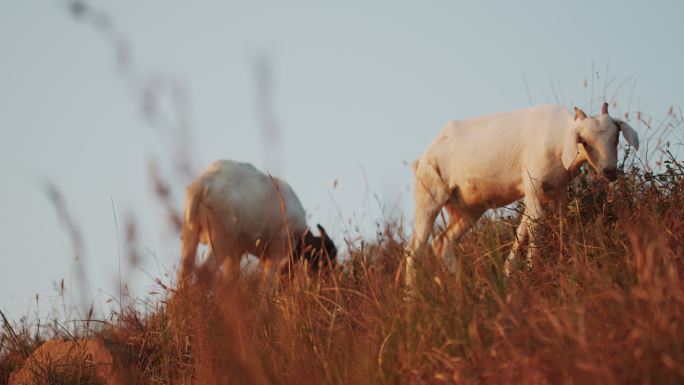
left=407, top=103, right=639, bottom=284
left=178, top=160, right=337, bottom=286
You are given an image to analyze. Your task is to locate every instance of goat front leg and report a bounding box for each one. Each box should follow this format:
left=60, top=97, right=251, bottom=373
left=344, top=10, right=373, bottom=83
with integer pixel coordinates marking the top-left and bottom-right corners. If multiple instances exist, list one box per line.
left=505, top=194, right=543, bottom=275
left=523, top=194, right=543, bottom=268
left=504, top=214, right=528, bottom=276
left=260, top=241, right=291, bottom=293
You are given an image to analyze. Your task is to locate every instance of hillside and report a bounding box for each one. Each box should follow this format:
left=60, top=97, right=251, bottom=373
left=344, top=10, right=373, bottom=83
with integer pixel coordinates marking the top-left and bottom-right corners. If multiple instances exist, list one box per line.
left=2, top=156, right=684, bottom=385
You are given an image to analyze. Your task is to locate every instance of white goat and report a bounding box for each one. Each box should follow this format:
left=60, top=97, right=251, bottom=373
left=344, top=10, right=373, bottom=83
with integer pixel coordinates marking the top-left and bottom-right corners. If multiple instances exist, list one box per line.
left=407, top=103, right=639, bottom=284
left=178, top=160, right=336, bottom=286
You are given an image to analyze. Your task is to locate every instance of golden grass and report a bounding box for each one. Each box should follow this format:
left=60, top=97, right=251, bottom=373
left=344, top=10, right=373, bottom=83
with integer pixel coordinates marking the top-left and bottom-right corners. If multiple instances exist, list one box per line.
left=2, top=157, right=684, bottom=385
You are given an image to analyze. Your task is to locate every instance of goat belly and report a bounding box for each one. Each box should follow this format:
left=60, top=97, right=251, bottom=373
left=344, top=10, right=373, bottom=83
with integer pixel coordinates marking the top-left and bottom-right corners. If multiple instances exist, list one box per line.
left=458, top=177, right=524, bottom=208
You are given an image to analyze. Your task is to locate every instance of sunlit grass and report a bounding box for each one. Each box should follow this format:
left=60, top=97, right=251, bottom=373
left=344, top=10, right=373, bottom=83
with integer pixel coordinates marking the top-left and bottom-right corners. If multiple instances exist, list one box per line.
left=2, top=154, right=683, bottom=385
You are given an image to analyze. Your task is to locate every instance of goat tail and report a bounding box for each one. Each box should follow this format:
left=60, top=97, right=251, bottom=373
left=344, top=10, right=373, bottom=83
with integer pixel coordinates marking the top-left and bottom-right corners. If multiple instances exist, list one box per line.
left=411, top=158, right=420, bottom=174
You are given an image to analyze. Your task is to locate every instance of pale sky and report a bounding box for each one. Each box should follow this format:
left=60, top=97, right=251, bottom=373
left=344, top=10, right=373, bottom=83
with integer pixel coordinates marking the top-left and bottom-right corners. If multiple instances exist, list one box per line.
left=1, top=0, right=682, bottom=321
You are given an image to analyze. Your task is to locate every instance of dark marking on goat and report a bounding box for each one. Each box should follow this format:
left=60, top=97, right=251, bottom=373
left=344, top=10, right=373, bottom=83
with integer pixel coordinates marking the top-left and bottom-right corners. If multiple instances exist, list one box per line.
left=293, top=224, right=337, bottom=271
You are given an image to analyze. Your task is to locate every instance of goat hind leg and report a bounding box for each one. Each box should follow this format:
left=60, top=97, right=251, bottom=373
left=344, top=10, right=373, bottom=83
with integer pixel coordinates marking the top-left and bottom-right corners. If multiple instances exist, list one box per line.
left=178, top=227, right=199, bottom=287
left=432, top=206, right=484, bottom=271
left=407, top=163, right=451, bottom=287
left=407, top=206, right=440, bottom=287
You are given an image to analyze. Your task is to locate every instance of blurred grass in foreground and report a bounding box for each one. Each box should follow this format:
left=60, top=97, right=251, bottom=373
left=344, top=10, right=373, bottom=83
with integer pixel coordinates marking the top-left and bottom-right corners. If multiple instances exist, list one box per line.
left=2, top=153, right=684, bottom=385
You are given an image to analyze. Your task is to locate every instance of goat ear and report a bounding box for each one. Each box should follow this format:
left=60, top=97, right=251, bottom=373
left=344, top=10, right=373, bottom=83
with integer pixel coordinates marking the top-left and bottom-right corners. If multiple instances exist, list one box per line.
left=316, top=224, right=327, bottom=238
left=616, top=120, right=640, bottom=150
left=561, top=129, right=580, bottom=171
left=574, top=107, right=587, bottom=121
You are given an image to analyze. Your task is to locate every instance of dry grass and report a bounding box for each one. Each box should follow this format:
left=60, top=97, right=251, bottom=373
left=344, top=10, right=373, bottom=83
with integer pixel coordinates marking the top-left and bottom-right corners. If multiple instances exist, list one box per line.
left=17, top=5, right=677, bottom=381
left=2, top=154, right=683, bottom=385
left=2, top=5, right=679, bottom=384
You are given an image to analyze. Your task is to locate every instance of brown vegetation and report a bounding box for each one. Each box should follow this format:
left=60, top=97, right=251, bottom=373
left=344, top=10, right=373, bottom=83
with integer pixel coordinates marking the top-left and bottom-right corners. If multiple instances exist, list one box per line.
left=2, top=155, right=684, bottom=385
